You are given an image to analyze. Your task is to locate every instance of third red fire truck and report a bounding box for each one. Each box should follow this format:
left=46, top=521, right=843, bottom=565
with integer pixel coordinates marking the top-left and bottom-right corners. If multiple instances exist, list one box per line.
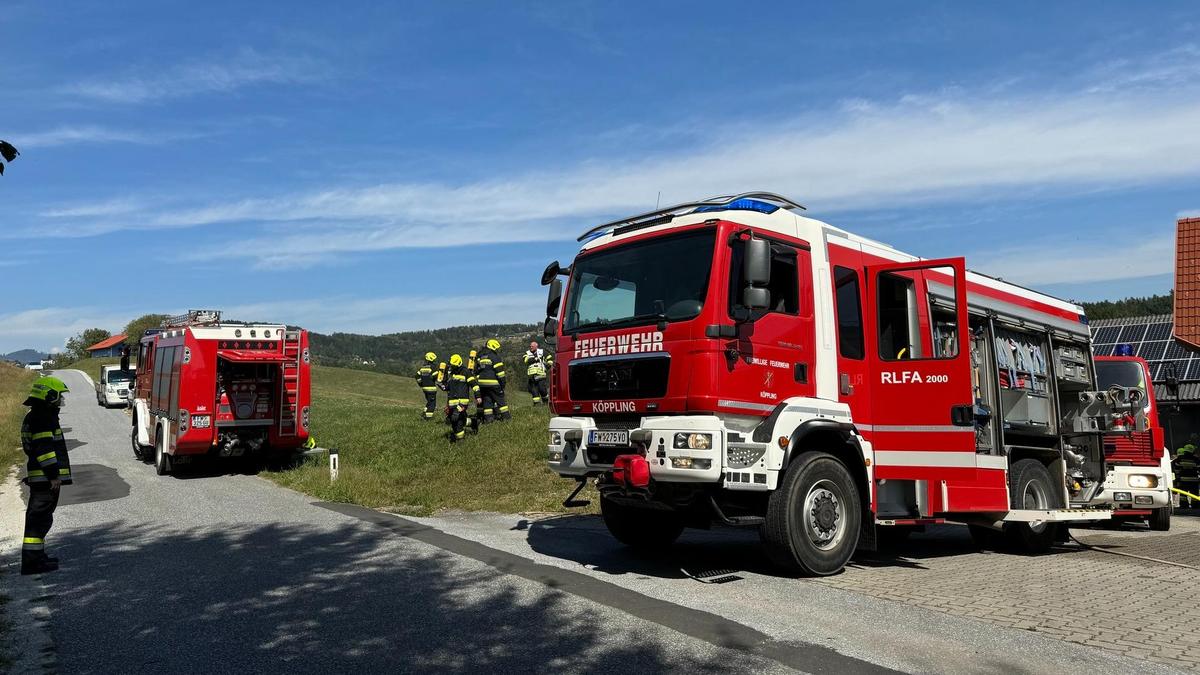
left=540, top=192, right=1155, bottom=575
left=130, top=310, right=312, bottom=476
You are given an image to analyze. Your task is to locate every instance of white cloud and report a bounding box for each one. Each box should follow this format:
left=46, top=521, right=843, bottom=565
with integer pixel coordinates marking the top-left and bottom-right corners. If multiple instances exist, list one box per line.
left=970, top=232, right=1175, bottom=286
left=60, top=48, right=327, bottom=104
left=17, top=125, right=190, bottom=148
left=40, top=198, right=144, bottom=218
left=0, top=307, right=128, bottom=354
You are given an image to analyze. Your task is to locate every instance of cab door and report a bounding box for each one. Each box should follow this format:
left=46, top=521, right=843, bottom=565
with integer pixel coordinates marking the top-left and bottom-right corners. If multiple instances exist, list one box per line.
left=864, top=258, right=975, bottom=465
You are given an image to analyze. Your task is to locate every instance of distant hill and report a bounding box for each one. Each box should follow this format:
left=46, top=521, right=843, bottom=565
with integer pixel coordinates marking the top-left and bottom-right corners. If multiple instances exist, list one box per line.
left=1078, top=292, right=1173, bottom=320
left=3, top=349, right=48, bottom=364
left=310, top=322, right=542, bottom=383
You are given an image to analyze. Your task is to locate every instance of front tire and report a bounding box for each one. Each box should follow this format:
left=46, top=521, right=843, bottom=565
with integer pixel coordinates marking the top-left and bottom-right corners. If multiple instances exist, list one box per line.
left=761, top=452, right=861, bottom=576
left=1003, top=459, right=1061, bottom=553
left=154, top=431, right=173, bottom=476
left=1149, top=505, right=1171, bottom=532
left=600, top=496, right=684, bottom=551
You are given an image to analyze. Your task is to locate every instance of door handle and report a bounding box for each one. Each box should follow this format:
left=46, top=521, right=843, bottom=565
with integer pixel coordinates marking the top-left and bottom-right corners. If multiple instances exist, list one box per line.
left=840, top=373, right=853, bottom=396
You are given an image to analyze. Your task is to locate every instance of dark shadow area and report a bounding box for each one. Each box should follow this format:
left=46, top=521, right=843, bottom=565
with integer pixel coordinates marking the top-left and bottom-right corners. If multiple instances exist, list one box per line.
left=528, top=517, right=1086, bottom=579
left=19, top=465, right=130, bottom=507
left=39, top=519, right=768, bottom=675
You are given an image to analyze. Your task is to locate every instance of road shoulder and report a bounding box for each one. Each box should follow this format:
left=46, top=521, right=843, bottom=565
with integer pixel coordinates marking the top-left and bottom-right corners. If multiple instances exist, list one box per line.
left=0, top=467, right=57, bottom=674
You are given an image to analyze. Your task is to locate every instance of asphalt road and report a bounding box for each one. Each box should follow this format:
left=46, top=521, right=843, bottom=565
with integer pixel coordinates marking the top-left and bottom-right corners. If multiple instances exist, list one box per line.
left=1, top=369, right=1183, bottom=674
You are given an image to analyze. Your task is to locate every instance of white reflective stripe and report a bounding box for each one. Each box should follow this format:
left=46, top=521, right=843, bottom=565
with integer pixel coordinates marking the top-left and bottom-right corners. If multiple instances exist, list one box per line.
left=856, top=424, right=973, bottom=433
left=782, top=405, right=848, bottom=418
left=718, top=399, right=776, bottom=412
left=875, top=450, right=982, bottom=468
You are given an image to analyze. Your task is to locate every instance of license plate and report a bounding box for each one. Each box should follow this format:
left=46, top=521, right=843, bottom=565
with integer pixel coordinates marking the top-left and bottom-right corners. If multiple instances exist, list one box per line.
left=192, top=415, right=211, bottom=429
left=589, top=430, right=629, bottom=446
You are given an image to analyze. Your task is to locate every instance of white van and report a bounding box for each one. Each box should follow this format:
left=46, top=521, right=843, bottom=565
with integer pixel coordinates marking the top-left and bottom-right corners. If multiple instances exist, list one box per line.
left=96, top=364, right=136, bottom=407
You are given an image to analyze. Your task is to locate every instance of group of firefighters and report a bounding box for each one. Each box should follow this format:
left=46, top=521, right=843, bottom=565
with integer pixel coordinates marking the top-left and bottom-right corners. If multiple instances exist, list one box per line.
left=415, top=339, right=554, bottom=443
left=1175, top=435, right=1200, bottom=507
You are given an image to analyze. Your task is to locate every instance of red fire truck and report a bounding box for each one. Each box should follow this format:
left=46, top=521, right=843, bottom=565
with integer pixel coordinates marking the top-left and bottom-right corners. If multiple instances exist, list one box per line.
left=541, top=193, right=1150, bottom=576
left=130, top=310, right=312, bottom=476
left=1094, top=355, right=1172, bottom=529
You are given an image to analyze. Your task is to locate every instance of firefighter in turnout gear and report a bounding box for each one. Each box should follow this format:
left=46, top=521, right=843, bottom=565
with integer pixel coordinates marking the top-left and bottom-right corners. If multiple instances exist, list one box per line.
left=467, top=349, right=486, bottom=430
left=477, top=338, right=511, bottom=421
left=1175, top=439, right=1199, bottom=508
left=524, top=340, right=552, bottom=405
left=416, top=352, right=439, bottom=420
left=445, top=354, right=478, bottom=443
left=20, top=376, right=70, bottom=575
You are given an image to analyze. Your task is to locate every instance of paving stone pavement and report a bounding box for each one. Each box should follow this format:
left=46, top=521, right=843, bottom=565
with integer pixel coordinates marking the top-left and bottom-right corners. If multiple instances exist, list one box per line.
left=814, top=511, right=1200, bottom=672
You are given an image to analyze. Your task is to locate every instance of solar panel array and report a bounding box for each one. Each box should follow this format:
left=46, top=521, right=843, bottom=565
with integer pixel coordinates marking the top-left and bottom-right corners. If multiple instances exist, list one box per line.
left=1091, top=318, right=1200, bottom=381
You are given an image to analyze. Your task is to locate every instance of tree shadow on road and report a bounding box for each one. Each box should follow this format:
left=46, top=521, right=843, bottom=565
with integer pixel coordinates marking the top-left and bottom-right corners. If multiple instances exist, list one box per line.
left=39, top=519, right=753, bottom=675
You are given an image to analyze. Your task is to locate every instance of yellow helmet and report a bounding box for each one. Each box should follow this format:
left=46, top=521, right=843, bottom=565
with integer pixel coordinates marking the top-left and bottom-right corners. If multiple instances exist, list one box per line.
left=449, top=354, right=463, bottom=367
left=424, top=352, right=437, bottom=363
left=486, top=338, right=501, bottom=351
left=25, top=376, right=69, bottom=406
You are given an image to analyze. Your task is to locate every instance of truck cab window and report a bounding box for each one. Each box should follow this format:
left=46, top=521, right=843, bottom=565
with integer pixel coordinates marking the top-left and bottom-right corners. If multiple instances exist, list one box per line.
left=877, top=271, right=921, bottom=360
left=728, top=240, right=800, bottom=318
left=833, top=266, right=864, bottom=359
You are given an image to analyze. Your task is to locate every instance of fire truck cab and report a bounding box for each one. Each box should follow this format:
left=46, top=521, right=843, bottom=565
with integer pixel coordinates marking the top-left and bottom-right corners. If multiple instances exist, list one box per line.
left=131, top=310, right=312, bottom=476
left=542, top=193, right=1144, bottom=576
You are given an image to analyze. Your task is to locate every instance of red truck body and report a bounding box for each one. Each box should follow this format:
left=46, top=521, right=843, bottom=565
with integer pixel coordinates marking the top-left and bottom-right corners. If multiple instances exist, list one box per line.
left=131, top=311, right=311, bottom=474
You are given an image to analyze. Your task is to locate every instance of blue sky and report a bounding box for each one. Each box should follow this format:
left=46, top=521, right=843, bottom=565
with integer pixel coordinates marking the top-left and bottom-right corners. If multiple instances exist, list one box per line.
left=1, top=1, right=1198, bottom=353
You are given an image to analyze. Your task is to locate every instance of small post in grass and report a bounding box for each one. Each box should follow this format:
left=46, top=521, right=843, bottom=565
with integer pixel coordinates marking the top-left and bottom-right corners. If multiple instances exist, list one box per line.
left=329, top=447, right=339, bottom=481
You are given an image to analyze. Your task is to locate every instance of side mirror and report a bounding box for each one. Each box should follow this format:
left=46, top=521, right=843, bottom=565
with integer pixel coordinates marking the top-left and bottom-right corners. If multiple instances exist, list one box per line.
left=743, top=287, right=770, bottom=311
left=541, top=261, right=561, bottom=286
left=543, top=317, right=559, bottom=345
left=743, top=238, right=771, bottom=286
left=546, top=278, right=563, bottom=318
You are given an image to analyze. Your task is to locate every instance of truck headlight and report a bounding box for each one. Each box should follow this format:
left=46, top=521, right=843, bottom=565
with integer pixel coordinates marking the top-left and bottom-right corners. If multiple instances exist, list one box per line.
left=673, top=433, right=712, bottom=450
left=548, top=449, right=563, bottom=462
left=1128, top=474, right=1157, bottom=489
left=670, top=457, right=712, bottom=470
left=549, top=431, right=562, bottom=445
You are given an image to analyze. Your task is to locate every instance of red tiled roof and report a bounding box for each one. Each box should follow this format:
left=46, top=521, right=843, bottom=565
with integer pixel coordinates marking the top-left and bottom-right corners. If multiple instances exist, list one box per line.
left=86, top=334, right=127, bottom=351
left=1176, top=217, right=1200, bottom=350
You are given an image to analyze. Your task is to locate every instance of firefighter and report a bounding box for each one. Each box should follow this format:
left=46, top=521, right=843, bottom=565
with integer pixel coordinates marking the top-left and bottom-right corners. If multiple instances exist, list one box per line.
left=444, top=354, right=477, bottom=443
left=19, top=376, right=71, bottom=575
left=415, top=352, right=439, bottom=421
left=466, top=349, right=486, bottom=430
left=1174, top=438, right=1199, bottom=508
left=477, top=338, right=511, bottom=421
left=524, top=340, right=552, bottom=405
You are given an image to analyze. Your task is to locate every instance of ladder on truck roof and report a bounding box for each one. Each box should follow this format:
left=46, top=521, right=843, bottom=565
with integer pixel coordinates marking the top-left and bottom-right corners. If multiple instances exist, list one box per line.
left=162, top=310, right=222, bottom=327
left=278, top=330, right=302, bottom=437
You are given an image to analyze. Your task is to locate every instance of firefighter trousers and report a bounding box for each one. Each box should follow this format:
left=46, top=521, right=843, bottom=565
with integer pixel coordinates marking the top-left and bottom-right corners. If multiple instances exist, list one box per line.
left=480, top=386, right=510, bottom=421
left=23, top=483, right=59, bottom=563
left=447, top=406, right=467, bottom=442
left=529, top=377, right=549, bottom=405
left=422, top=391, right=437, bottom=420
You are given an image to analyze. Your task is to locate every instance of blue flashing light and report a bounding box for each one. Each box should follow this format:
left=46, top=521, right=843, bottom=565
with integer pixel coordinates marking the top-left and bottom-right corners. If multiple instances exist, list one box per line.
left=694, top=198, right=780, bottom=215
left=1115, top=344, right=1134, bottom=357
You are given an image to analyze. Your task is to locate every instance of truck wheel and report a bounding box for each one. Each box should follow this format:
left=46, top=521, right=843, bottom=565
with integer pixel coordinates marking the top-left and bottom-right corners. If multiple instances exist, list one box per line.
left=131, top=415, right=148, bottom=460
left=761, top=452, right=861, bottom=576
left=155, top=433, right=173, bottom=476
left=1004, top=459, right=1061, bottom=553
left=600, top=496, right=684, bottom=551
left=1149, top=506, right=1171, bottom=532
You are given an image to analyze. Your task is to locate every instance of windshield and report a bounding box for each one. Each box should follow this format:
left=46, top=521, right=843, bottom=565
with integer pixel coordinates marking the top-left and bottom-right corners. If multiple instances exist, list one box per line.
left=107, top=369, right=135, bottom=383
left=564, top=229, right=716, bottom=333
left=1095, top=360, right=1148, bottom=407
left=566, top=228, right=715, bottom=331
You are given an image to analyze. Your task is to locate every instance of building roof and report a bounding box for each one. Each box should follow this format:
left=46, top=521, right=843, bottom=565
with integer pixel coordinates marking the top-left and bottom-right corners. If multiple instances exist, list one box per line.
left=86, top=334, right=127, bottom=351
left=1175, top=217, right=1200, bottom=349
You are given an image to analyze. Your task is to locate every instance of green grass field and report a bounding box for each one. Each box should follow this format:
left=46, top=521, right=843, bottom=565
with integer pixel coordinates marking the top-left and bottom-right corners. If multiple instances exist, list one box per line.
left=0, top=363, right=37, bottom=472
left=267, top=365, right=594, bottom=515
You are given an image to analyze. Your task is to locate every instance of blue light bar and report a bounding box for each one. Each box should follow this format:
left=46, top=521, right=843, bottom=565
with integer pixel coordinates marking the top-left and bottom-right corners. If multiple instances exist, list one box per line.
left=694, top=198, right=780, bottom=215
left=1115, top=344, right=1134, bottom=357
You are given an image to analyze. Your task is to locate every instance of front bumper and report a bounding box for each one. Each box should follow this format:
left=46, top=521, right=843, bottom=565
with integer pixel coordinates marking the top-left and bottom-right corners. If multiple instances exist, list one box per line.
left=547, top=415, right=726, bottom=483
left=1091, top=465, right=1171, bottom=509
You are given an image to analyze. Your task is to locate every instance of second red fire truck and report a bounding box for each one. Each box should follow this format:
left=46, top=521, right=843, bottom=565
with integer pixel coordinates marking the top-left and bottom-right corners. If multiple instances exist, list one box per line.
left=541, top=193, right=1159, bottom=575
left=130, top=310, right=313, bottom=475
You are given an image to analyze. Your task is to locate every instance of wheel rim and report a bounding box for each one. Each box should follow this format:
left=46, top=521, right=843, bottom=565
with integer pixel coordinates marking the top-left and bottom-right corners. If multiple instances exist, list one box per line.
left=1023, top=480, right=1050, bottom=532
left=803, top=479, right=848, bottom=551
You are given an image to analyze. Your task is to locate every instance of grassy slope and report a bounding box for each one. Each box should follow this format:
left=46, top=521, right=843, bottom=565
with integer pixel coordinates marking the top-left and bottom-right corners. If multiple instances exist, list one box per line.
left=0, top=363, right=37, bottom=472
left=265, top=365, right=592, bottom=515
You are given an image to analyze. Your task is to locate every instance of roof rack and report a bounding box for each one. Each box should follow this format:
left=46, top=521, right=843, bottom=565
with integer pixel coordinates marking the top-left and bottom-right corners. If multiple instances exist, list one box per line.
left=576, top=191, right=806, bottom=243
left=162, top=310, right=222, bottom=328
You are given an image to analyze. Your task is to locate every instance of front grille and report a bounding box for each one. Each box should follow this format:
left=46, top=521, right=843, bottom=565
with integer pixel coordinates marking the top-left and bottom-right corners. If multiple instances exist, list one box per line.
left=594, top=416, right=640, bottom=431
left=569, top=355, right=669, bottom=401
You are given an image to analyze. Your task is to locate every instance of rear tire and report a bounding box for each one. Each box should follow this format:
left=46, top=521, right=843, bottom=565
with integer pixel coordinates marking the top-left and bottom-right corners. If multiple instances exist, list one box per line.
left=131, top=415, right=148, bottom=460
left=761, top=452, right=861, bottom=576
left=1003, top=459, right=1061, bottom=553
left=1149, top=505, right=1171, bottom=532
left=154, top=432, right=173, bottom=476
left=600, top=496, right=684, bottom=551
